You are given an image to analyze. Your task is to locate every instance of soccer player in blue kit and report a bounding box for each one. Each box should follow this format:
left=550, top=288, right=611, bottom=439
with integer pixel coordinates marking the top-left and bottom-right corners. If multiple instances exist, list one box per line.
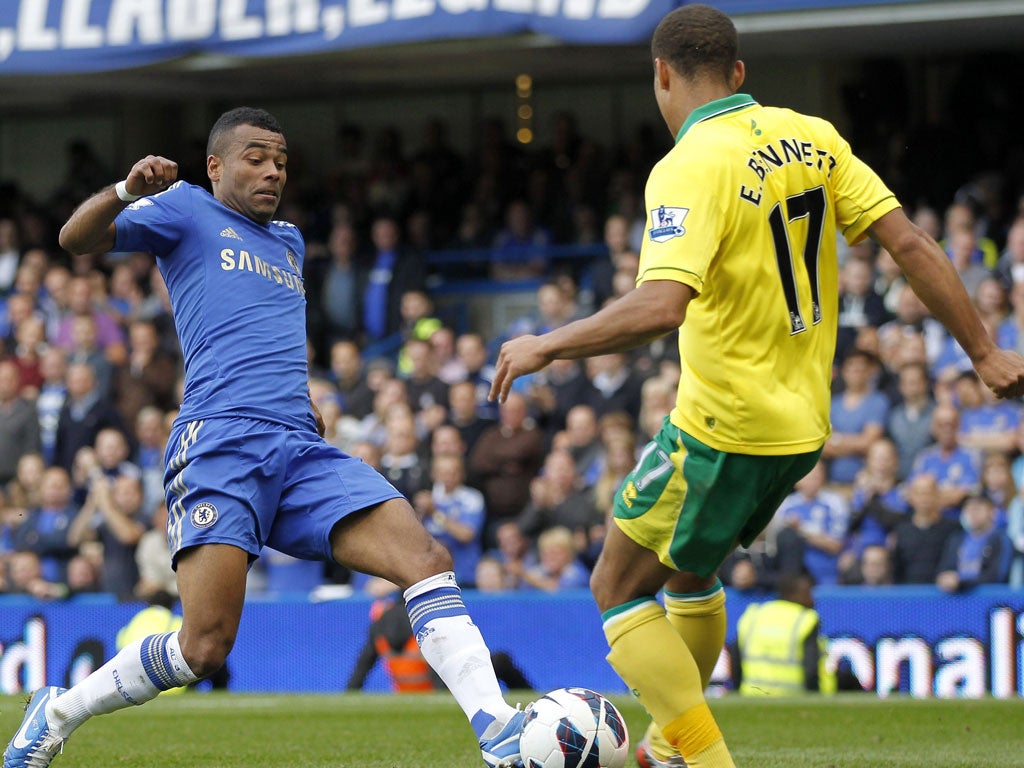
left=4, top=108, right=526, bottom=768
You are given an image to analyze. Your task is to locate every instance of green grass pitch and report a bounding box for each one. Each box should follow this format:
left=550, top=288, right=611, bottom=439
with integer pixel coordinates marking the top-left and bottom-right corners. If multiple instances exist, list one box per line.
left=2, top=691, right=1022, bottom=767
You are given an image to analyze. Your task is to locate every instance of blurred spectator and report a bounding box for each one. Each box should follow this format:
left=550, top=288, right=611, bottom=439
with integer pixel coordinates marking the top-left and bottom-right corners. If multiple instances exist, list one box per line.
left=528, top=358, right=597, bottom=439
left=517, top=449, right=599, bottom=542
left=775, top=460, right=850, bottom=586
left=936, top=493, right=1012, bottom=592
left=429, top=325, right=466, bottom=385
left=491, top=199, right=551, bottom=281
left=973, top=276, right=1010, bottom=331
left=455, top=332, right=498, bottom=420
left=53, top=361, right=126, bottom=473
left=113, top=319, right=179, bottom=428
left=980, top=451, right=1015, bottom=530
left=519, top=525, right=589, bottom=592
left=65, top=552, right=101, bottom=595
left=418, top=453, right=485, bottom=586
left=994, top=215, right=1024, bottom=288
left=317, top=220, right=361, bottom=345
left=584, top=352, right=644, bottom=422
left=561, top=404, right=603, bottom=487
left=133, top=502, right=176, bottom=599
left=944, top=225, right=991, bottom=299
left=53, top=274, right=126, bottom=366
left=357, top=377, right=408, bottom=449
left=474, top=555, right=508, bottom=592
left=0, top=358, right=41, bottom=486
left=6, top=550, right=67, bottom=600
left=877, top=284, right=946, bottom=369
left=505, top=280, right=581, bottom=342
left=953, top=370, right=1021, bottom=455
left=67, top=314, right=114, bottom=398
left=587, top=214, right=638, bottom=309
left=13, top=466, right=77, bottom=583
left=6, top=452, right=45, bottom=511
left=886, top=361, right=935, bottom=479
left=488, top=520, right=538, bottom=591
left=840, top=438, right=909, bottom=580
left=588, top=427, right=637, bottom=522
left=329, top=340, right=375, bottom=420
left=840, top=543, right=893, bottom=586
left=67, top=473, right=146, bottom=600
left=94, top=427, right=141, bottom=485
left=469, top=392, right=545, bottom=538
left=909, top=403, right=980, bottom=517
left=379, top=407, right=429, bottom=500
left=9, top=315, right=46, bottom=395
left=133, top=406, right=168, bottom=519
left=446, top=379, right=495, bottom=457
left=359, top=216, right=426, bottom=343
left=36, top=346, right=68, bottom=465
left=836, top=257, right=889, bottom=364
left=0, top=218, right=19, bottom=296
left=401, top=337, right=448, bottom=427
left=996, top=279, right=1024, bottom=357
left=890, top=473, right=961, bottom=584
left=823, top=349, right=889, bottom=487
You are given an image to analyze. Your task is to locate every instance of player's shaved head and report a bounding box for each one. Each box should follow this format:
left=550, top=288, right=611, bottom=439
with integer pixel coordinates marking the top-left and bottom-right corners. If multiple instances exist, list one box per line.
left=207, top=107, right=284, bottom=157
left=651, top=3, right=738, bottom=83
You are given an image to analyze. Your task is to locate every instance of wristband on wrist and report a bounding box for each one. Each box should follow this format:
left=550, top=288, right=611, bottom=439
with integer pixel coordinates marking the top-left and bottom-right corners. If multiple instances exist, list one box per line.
left=115, top=180, right=141, bottom=202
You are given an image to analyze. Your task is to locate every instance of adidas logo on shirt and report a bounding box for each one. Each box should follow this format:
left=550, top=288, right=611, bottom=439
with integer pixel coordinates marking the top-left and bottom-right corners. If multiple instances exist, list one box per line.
left=220, top=227, right=242, bottom=240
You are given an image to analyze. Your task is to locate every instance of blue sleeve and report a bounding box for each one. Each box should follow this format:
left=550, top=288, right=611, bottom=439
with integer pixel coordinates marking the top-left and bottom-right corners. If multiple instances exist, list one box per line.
left=113, top=181, right=194, bottom=258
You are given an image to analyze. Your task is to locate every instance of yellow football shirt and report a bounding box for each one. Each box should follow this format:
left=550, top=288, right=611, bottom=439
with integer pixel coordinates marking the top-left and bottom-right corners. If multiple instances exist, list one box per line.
left=638, top=94, right=900, bottom=455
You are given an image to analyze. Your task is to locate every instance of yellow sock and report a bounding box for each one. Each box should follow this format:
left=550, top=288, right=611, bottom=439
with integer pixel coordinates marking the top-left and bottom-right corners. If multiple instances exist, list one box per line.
left=603, top=599, right=733, bottom=766
left=663, top=702, right=734, bottom=767
left=644, top=583, right=729, bottom=761
left=665, top=583, right=727, bottom=690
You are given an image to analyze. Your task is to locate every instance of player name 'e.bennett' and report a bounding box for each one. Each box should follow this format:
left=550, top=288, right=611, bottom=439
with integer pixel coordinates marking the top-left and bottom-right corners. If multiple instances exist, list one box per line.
left=739, top=137, right=837, bottom=207
left=219, top=248, right=306, bottom=297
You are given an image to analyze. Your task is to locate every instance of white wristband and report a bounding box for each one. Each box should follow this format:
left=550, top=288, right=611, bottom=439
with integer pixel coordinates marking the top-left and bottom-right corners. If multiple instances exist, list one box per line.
left=115, top=180, right=141, bottom=203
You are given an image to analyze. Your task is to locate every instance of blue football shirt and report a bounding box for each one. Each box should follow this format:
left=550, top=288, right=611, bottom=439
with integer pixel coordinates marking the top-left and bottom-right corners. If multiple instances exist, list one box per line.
left=114, top=182, right=315, bottom=432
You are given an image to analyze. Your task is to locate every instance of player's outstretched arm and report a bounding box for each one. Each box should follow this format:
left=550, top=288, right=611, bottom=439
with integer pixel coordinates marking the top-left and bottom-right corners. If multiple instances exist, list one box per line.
left=870, top=208, right=1024, bottom=399
left=59, top=155, right=178, bottom=256
left=489, top=279, right=693, bottom=403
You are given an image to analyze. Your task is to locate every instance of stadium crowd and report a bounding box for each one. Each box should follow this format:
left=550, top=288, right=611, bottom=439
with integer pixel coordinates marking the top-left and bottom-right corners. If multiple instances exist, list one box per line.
left=1, top=113, right=1024, bottom=602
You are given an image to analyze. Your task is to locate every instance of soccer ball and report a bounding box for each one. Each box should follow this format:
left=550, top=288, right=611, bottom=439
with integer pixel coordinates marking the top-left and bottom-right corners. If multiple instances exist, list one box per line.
left=519, top=687, right=630, bottom=768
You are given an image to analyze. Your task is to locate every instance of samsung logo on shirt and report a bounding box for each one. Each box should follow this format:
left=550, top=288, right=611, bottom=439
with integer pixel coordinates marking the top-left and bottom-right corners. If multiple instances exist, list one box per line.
left=219, top=249, right=305, bottom=297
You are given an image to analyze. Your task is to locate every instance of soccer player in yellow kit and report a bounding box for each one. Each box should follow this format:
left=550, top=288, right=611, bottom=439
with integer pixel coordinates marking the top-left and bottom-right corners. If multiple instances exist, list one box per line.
left=490, top=5, right=1024, bottom=768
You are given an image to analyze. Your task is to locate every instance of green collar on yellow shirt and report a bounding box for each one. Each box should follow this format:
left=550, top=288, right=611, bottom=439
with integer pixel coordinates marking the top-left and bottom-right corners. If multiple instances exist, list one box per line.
left=676, top=93, right=758, bottom=143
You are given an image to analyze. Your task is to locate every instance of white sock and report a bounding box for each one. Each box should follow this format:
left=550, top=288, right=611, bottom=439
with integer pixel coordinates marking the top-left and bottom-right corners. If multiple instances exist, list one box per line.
left=47, top=631, right=198, bottom=736
left=405, top=572, right=517, bottom=738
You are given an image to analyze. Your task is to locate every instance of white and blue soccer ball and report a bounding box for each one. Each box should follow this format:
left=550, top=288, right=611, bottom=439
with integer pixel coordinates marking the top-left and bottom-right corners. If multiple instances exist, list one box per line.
left=519, top=687, right=630, bottom=768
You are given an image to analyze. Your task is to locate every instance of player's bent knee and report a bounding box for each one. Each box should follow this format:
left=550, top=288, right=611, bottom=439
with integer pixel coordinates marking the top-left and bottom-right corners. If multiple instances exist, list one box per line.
left=178, top=630, right=235, bottom=678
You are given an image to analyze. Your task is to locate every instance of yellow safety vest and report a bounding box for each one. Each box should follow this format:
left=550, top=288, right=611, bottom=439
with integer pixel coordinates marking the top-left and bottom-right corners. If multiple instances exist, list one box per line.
left=736, top=599, right=834, bottom=696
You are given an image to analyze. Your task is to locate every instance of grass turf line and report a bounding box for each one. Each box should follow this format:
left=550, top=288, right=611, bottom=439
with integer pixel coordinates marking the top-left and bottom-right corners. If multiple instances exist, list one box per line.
left=1, top=692, right=1023, bottom=767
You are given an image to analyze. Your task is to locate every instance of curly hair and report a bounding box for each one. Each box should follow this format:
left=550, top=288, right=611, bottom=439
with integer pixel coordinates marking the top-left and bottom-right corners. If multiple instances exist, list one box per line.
left=650, top=3, right=738, bottom=83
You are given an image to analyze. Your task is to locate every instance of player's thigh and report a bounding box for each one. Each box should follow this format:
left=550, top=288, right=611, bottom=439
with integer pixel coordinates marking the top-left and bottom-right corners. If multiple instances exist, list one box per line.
left=271, top=436, right=426, bottom=573
left=329, top=497, right=453, bottom=588
left=613, top=421, right=819, bottom=578
left=176, top=543, right=249, bottom=659
left=591, top=522, right=673, bottom=611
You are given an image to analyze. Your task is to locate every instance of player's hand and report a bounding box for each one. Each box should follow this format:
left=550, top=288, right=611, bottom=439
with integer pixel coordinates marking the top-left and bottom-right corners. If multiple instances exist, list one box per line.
left=973, top=348, right=1024, bottom=399
left=489, top=334, right=552, bottom=403
left=124, top=155, right=178, bottom=198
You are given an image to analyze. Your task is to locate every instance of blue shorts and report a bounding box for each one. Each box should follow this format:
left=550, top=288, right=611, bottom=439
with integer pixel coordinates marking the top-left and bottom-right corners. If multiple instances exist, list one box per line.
left=163, top=416, right=403, bottom=566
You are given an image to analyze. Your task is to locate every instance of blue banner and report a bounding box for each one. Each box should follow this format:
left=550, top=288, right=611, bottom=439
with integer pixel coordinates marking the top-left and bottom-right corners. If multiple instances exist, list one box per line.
left=0, top=0, right=940, bottom=75
left=1, top=586, right=1023, bottom=697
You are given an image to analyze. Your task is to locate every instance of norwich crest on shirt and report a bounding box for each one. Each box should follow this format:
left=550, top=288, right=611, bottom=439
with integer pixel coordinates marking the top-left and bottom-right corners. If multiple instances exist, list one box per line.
left=648, top=205, right=689, bottom=242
